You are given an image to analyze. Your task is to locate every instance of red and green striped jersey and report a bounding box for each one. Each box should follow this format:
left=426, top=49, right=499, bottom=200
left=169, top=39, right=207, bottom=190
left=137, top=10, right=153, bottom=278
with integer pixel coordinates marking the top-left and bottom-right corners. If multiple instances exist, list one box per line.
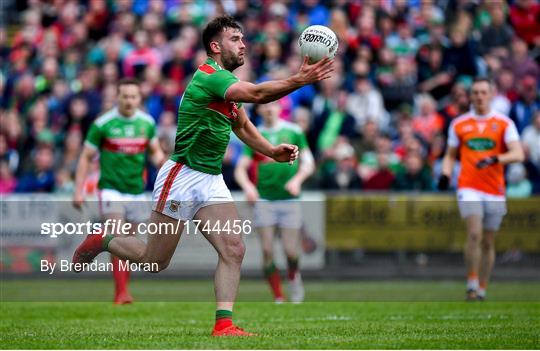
left=85, top=108, right=156, bottom=194
left=244, top=121, right=309, bottom=200
left=170, top=58, right=241, bottom=175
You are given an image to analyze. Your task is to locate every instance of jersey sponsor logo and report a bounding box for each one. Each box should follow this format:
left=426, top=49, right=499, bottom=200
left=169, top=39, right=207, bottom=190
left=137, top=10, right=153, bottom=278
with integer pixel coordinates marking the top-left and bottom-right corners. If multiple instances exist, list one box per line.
left=110, top=128, right=122, bottom=136
left=125, top=125, right=135, bottom=137
left=102, top=137, right=149, bottom=154
left=466, top=137, right=496, bottom=151
left=207, top=101, right=239, bottom=121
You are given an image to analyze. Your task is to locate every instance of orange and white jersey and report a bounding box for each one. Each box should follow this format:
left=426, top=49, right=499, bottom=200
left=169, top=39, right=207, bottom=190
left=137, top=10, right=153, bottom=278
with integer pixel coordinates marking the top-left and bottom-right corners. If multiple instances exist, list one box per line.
left=448, top=110, right=520, bottom=196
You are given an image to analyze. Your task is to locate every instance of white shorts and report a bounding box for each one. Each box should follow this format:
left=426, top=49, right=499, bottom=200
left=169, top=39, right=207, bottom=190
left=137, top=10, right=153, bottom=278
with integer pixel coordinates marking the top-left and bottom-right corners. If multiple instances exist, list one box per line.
left=457, top=188, right=507, bottom=231
left=98, top=188, right=150, bottom=223
left=152, top=160, right=233, bottom=221
left=253, top=199, right=303, bottom=229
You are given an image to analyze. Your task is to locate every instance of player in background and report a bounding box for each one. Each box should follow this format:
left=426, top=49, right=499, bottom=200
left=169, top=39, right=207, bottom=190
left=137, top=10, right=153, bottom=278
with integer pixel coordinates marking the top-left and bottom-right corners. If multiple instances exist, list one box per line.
left=235, top=101, right=314, bottom=303
left=438, top=78, right=524, bottom=301
left=73, top=78, right=165, bottom=304
left=72, top=16, right=334, bottom=336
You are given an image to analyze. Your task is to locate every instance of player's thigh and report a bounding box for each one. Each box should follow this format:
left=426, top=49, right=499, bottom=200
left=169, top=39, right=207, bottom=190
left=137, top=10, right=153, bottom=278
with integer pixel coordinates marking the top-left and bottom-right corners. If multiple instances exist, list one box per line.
left=458, top=189, right=484, bottom=235
left=143, top=210, right=184, bottom=263
left=280, top=227, right=301, bottom=256
left=483, top=199, right=507, bottom=233
left=194, top=202, right=244, bottom=256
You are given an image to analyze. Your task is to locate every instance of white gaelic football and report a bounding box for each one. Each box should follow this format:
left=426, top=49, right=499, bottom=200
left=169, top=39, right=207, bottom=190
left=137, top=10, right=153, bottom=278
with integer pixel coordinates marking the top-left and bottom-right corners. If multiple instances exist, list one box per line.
left=298, top=25, right=338, bottom=64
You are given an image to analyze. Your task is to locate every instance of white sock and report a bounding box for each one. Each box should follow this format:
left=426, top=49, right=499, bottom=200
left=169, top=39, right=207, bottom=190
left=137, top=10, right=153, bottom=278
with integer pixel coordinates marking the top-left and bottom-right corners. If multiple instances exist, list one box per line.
left=467, top=278, right=479, bottom=291
left=477, top=288, right=486, bottom=297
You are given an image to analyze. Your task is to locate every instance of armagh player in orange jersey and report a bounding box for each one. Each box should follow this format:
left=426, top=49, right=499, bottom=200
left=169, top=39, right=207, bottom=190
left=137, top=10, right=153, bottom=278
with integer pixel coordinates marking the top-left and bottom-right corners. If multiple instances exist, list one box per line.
left=438, top=78, right=524, bottom=301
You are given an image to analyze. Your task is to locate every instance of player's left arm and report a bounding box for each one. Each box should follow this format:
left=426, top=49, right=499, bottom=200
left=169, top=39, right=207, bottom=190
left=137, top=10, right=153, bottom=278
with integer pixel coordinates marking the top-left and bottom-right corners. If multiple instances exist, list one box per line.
left=148, top=138, right=167, bottom=168
left=495, top=140, right=525, bottom=165
left=232, top=107, right=299, bottom=164
left=476, top=121, right=525, bottom=169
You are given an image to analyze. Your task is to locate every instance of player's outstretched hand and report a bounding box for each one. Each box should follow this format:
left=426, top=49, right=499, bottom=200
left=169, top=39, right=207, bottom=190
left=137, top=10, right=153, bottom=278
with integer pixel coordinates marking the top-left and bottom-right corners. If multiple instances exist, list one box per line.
left=271, top=144, right=299, bottom=165
left=72, top=192, right=85, bottom=211
left=476, top=155, right=499, bottom=169
left=437, top=175, right=450, bottom=191
left=296, top=56, right=334, bottom=85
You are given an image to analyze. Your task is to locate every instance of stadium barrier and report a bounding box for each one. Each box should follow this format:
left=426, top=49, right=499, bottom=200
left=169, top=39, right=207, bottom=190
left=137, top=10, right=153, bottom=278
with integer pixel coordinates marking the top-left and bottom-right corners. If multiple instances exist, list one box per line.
left=326, top=193, right=540, bottom=253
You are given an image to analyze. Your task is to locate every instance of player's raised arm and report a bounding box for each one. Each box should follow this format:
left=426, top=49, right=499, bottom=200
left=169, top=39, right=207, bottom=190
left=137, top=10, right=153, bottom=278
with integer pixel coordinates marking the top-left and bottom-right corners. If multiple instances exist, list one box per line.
left=224, top=56, right=334, bottom=104
left=232, top=107, right=299, bottom=164
left=73, top=144, right=98, bottom=210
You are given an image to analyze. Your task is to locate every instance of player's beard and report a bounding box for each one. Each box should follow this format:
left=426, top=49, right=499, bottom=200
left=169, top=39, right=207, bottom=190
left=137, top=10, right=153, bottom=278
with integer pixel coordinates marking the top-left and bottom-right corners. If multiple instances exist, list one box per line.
left=221, top=50, right=244, bottom=71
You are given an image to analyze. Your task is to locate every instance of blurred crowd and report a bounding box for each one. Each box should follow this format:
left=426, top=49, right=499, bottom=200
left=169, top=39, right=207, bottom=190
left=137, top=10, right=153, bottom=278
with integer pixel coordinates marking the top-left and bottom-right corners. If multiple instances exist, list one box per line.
left=1, top=0, right=539, bottom=197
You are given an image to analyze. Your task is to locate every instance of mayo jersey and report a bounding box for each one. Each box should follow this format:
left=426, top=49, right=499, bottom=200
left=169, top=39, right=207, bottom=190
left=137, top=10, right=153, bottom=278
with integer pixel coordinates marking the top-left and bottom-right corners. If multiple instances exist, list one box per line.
left=170, top=57, right=241, bottom=175
left=85, top=108, right=156, bottom=194
left=244, top=121, right=309, bottom=200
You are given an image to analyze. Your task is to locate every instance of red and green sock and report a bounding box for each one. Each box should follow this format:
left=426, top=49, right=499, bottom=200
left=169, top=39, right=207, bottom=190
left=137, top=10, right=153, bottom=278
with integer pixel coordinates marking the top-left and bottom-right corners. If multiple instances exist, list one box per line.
left=287, top=257, right=299, bottom=280
left=111, top=255, right=130, bottom=297
left=102, top=234, right=115, bottom=251
left=264, top=262, right=284, bottom=300
left=214, top=309, right=233, bottom=331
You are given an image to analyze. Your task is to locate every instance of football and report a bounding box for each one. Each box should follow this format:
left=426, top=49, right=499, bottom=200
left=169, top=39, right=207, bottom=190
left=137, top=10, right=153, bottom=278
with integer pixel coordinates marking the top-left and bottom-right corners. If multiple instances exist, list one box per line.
left=298, top=25, right=339, bottom=64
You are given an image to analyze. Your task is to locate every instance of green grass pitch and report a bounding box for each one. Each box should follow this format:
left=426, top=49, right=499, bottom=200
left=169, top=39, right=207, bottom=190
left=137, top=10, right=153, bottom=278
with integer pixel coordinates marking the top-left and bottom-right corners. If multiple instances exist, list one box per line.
left=1, top=279, right=539, bottom=349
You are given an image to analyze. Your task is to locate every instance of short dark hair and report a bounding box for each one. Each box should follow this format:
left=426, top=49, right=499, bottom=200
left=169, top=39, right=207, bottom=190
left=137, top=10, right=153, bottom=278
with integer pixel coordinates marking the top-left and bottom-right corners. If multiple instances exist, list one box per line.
left=202, top=16, right=242, bottom=55
left=472, top=77, right=493, bottom=87
left=117, top=77, right=140, bottom=91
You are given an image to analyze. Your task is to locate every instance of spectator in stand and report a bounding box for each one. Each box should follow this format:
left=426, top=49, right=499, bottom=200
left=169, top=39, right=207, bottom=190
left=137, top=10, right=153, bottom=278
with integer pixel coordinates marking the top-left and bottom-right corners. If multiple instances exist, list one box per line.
left=386, top=19, right=419, bottom=58
left=509, top=75, right=540, bottom=134
left=506, top=163, right=533, bottom=198
left=347, top=13, right=383, bottom=54
left=319, top=137, right=362, bottom=190
left=358, top=133, right=401, bottom=182
left=417, top=45, right=454, bottom=100
left=362, top=152, right=396, bottom=191
left=345, top=74, right=388, bottom=131
left=503, top=37, right=539, bottom=83
left=309, top=77, right=356, bottom=157
left=440, top=83, right=471, bottom=135
left=64, top=96, right=92, bottom=138
left=16, top=146, right=55, bottom=193
left=496, top=68, right=519, bottom=103
left=522, top=110, right=540, bottom=193
left=380, top=56, right=417, bottom=112
left=84, top=0, right=112, bottom=41
left=0, top=133, right=19, bottom=174
left=509, top=0, right=540, bottom=47
left=352, top=119, right=380, bottom=159
left=443, top=26, right=478, bottom=79
left=478, top=4, right=513, bottom=57
left=392, top=152, right=433, bottom=191
left=412, top=94, right=445, bottom=144
left=0, top=160, right=17, bottom=194
left=123, top=30, right=162, bottom=78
